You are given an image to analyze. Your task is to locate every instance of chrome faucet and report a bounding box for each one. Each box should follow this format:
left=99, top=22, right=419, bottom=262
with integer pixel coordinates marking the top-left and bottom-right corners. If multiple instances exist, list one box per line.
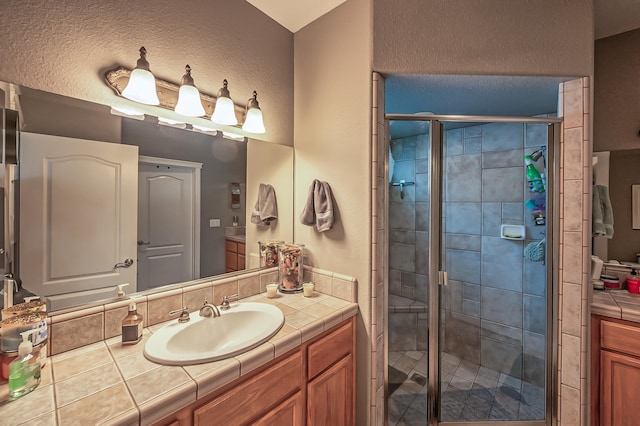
left=169, top=307, right=190, bottom=323
left=220, top=293, right=239, bottom=311
left=199, top=300, right=221, bottom=318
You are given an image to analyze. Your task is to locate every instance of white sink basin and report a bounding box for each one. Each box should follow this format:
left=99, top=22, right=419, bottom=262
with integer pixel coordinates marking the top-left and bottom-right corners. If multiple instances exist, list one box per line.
left=144, top=302, right=284, bottom=365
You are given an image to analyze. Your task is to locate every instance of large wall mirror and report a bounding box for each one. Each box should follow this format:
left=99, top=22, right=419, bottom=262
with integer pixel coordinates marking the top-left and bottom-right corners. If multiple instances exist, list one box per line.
left=1, top=82, right=293, bottom=312
left=593, top=149, right=640, bottom=264
left=592, top=27, right=640, bottom=268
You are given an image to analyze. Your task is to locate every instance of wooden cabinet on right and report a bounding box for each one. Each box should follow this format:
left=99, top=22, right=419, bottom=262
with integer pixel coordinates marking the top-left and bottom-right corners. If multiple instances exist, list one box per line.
left=592, top=315, right=640, bottom=426
left=306, top=320, right=355, bottom=426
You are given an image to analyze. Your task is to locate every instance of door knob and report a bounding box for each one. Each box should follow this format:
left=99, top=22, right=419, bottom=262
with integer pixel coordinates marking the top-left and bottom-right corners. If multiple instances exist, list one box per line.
left=114, top=258, right=134, bottom=269
left=137, top=240, right=150, bottom=246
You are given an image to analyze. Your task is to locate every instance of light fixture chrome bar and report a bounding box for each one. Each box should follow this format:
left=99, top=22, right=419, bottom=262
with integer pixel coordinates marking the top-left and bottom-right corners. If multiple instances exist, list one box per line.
left=385, top=113, right=562, bottom=124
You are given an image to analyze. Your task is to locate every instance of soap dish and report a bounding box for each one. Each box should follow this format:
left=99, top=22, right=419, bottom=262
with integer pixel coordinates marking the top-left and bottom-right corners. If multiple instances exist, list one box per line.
left=500, top=224, right=525, bottom=240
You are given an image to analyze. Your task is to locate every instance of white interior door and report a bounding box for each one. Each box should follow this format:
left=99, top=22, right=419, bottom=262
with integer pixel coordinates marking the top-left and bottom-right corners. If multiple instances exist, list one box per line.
left=137, top=157, right=201, bottom=291
left=20, top=133, right=138, bottom=310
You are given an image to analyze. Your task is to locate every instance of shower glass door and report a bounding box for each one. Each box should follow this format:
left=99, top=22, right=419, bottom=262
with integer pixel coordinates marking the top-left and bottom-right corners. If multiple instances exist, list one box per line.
left=433, top=120, right=554, bottom=424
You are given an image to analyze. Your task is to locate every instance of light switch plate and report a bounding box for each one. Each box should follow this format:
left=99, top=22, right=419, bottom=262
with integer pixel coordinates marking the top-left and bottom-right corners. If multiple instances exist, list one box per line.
left=210, top=219, right=221, bottom=228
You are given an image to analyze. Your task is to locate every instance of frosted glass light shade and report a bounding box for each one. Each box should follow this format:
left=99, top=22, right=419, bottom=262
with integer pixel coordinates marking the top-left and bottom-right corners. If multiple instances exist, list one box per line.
left=211, top=96, right=238, bottom=125
left=242, top=108, right=265, bottom=134
left=122, top=68, right=159, bottom=105
left=175, top=85, right=205, bottom=117
left=158, top=117, right=186, bottom=129
left=222, top=131, right=246, bottom=141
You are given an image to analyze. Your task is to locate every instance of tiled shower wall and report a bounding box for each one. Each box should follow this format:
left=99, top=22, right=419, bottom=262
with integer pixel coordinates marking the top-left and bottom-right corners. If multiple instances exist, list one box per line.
left=388, top=122, right=548, bottom=385
left=374, top=74, right=591, bottom=425
left=440, top=122, right=548, bottom=387
left=388, top=133, right=429, bottom=353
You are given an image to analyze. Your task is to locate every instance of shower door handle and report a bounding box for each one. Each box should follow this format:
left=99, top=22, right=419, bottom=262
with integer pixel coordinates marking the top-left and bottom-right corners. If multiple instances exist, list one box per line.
left=438, top=271, right=448, bottom=286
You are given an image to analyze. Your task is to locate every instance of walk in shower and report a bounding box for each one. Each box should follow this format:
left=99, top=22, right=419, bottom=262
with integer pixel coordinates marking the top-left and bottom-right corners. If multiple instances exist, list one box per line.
left=386, top=115, right=558, bottom=425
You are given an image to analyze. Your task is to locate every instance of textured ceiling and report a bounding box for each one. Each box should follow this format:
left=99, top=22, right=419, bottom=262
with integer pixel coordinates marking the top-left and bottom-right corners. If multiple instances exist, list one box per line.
left=247, top=0, right=640, bottom=38
left=595, top=0, right=640, bottom=39
left=246, top=0, right=346, bottom=32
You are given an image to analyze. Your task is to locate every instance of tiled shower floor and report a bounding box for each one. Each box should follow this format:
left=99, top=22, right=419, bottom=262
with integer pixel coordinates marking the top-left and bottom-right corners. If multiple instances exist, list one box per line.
left=388, top=350, right=545, bottom=425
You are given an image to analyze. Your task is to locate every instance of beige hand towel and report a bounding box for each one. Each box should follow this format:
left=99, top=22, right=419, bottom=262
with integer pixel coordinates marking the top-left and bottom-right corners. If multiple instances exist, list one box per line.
left=251, top=183, right=278, bottom=226
left=300, top=179, right=334, bottom=232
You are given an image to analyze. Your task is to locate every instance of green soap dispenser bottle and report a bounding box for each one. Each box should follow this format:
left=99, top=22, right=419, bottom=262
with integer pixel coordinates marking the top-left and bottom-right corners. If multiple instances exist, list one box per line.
left=8, top=329, right=42, bottom=400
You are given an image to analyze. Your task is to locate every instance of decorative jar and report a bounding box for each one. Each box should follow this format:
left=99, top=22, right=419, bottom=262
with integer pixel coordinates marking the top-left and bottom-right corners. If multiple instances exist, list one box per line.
left=277, top=243, right=304, bottom=293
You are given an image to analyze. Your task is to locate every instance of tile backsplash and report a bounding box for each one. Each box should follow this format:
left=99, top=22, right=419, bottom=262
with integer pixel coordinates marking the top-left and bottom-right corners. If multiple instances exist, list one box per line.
left=47, top=266, right=357, bottom=356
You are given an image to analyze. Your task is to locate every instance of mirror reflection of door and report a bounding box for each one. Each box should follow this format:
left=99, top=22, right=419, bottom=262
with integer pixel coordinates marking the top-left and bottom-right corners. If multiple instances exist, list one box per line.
left=137, top=157, right=201, bottom=292
left=20, top=133, right=138, bottom=310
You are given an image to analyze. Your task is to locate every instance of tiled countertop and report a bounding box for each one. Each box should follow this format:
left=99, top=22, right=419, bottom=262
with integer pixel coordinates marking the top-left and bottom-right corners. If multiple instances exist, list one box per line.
left=0, top=291, right=358, bottom=426
left=592, top=289, right=640, bottom=322
left=225, top=235, right=245, bottom=243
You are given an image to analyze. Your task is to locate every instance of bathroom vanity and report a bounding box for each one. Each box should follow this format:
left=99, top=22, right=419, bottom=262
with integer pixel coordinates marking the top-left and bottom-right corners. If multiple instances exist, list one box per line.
left=0, top=265, right=358, bottom=425
left=225, top=237, right=246, bottom=273
left=156, top=317, right=355, bottom=425
left=591, top=291, right=640, bottom=426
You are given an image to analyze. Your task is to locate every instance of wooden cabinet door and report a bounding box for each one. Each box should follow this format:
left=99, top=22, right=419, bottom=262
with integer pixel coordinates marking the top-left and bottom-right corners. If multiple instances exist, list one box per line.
left=307, top=354, right=354, bottom=426
left=601, top=350, right=640, bottom=426
left=253, top=391, right=304, bottom=426
left=193, top=353, right=303, bottom=426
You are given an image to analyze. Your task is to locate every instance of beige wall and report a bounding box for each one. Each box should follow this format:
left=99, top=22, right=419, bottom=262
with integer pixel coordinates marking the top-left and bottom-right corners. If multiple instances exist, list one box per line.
left=0, top=0, right=294, bottom=145
left=293, top=0, right=373, bottom=423
left=594, top=28, right=640, bottom=152
left=373, top=0, right=593, bottom=77
left=246, top=139, right=295, bottom=267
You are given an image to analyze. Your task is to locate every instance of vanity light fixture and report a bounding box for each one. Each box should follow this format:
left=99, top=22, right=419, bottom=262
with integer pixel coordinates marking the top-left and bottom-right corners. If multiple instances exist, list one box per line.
left=158, top=117, right=187, bottom=129
left=110, top=106, right=145, bottom=121
left=211, top=79, right=238, bottom=125
left=104, top=50, right=266, bottom=138
left=174, top=65, right=206, bottom=117
left=121, top=47, right=160, bottom=105
left=222, top=131, right=246, bottom=141
left=192, top=124, right=218, bottom=134
left=241, top=91, right=266, bottom=134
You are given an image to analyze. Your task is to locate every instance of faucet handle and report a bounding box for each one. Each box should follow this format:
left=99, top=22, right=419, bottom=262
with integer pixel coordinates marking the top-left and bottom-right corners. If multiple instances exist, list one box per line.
left=220, top=293, right=239, bottom=310
left=169, top=307, right=190, bottom=323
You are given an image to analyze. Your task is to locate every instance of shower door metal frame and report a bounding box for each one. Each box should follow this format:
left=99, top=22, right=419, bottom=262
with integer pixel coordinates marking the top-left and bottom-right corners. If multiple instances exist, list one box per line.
left=385, top=113, right=562, bottom=426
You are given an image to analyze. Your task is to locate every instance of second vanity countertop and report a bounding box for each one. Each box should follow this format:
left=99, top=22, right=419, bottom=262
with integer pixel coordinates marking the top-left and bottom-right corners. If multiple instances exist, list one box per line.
left=592, top=289, right=640, bottom=322
left=1, top=291, right=358, bottom=426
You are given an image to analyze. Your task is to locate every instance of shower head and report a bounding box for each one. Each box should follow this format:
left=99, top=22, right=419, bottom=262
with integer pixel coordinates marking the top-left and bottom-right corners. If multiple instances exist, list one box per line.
left=530, top=147, right=546, bottom=162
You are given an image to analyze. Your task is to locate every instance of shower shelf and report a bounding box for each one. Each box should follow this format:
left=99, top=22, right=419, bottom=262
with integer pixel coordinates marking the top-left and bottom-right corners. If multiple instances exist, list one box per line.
left=500, top=224, right=525, bottom=240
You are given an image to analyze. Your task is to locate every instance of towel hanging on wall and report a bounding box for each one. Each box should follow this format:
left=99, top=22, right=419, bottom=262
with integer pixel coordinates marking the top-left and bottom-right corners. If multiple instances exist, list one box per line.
left=251, top=183, right=278, bottom=226
left=300, top=179, right=334, bottom=232
left=592, top=184, right=614, bottom=238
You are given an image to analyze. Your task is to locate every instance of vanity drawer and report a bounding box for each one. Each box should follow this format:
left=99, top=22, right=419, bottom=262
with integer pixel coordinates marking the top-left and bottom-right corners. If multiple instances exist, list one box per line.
left=601, top=320, right=640, bottom=358
left=307, top=320, right=353, bottom=380
left=193, top=352, right=303, bottom=425
left=225, top=240, right=238, bottom=253
left=237, top=242, right=245, bottom=255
